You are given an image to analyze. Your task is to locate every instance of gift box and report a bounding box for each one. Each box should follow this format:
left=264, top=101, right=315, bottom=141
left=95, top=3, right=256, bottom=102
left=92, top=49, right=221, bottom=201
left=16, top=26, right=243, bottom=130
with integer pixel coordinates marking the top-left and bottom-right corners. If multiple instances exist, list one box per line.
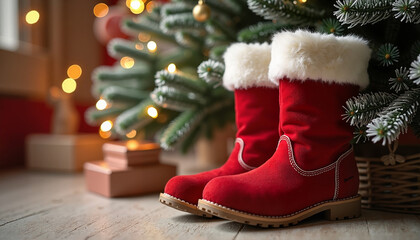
left=26, top=134, right=105, bottom=171
left=103, top=140, right=161, bottom=167
left=84, top=161, right=176, bottom=197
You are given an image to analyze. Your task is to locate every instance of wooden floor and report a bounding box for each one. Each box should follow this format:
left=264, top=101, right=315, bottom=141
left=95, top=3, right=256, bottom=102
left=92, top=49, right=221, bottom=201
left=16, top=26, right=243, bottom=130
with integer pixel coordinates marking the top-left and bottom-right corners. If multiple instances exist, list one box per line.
left=1, top=157, right=420, bottom=240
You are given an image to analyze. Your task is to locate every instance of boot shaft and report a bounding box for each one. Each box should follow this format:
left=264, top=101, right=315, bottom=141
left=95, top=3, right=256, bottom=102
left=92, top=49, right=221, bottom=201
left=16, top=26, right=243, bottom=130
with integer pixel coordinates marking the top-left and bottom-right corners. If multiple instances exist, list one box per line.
left=223, top=42, right=279, bottom=169
left=269, top=30, right=371, bottom=170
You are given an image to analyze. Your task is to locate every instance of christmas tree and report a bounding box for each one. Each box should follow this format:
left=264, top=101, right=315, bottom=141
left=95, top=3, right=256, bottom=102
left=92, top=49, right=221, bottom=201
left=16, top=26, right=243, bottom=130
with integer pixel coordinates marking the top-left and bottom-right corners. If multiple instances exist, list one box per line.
left=88, top=0, right=420, bottom=151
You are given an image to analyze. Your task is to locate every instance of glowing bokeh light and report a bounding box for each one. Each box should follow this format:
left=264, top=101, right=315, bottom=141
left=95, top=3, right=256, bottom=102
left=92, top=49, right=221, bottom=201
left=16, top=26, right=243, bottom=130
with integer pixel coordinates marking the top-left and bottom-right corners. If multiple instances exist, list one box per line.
left=167, top=63, right=176, bottom=73
left=67, top=64, right=82, bottom=79
left=96, top=99, right=108, bottom=110
left=62, top=78, right=77, bottom=93
left=26, top=10, right=40, bottom=24
left=120, top=56, right=135, bottom=69
left=129, top=0, right=144, bottom=14
left=147, top=41, right=157, bottom=53
left=100, top=120, right=113, bottom=132
left=93, top=3, right=109, bottom=18
left=126, top=129, right=137, bottom=138
left=147, top=106, right=158, bottom=118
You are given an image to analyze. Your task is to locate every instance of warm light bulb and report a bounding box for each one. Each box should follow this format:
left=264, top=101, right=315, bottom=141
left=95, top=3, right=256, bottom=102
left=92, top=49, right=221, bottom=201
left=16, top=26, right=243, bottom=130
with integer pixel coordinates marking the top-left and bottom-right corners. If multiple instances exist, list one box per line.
left=138, top=33, right=151, bottom=42
left=129, top=0, right=144, bottom=14
left=120, top=56, right=135, bottom=69
left=26, top=10, right=40, bottom=24
left=62, top=78, right=77, bottom=93
left=147, top=41, right=157, bottom=53
left=147, top=106, right=158, bottom=118
left=167, top=63, right=176, bottom=73
left=135, top=43, right=144, bottom=50
left=93, top=3, right=109, bottom=18
left=67, top=64, right=82, bottom=80
left=126, top=129, right=137, bottom=138
left=99, top=129, right=112, bottom=139
left=96, top=99, right=108, bottom=110
left=299, top=0, right=307, bottom=2
left=100, top=120, right=113, bottom=132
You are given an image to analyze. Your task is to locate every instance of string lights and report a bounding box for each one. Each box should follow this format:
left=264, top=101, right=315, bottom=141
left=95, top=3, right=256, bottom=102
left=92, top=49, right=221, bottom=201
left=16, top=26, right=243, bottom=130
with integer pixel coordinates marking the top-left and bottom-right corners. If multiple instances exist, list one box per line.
left=25, top=10, right=40, bottom=24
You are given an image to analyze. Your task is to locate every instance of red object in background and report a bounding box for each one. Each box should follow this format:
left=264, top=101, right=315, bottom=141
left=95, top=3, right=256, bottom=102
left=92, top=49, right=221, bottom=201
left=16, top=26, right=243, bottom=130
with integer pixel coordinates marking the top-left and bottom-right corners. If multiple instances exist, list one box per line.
left=0, top=98, right=97, bottom=168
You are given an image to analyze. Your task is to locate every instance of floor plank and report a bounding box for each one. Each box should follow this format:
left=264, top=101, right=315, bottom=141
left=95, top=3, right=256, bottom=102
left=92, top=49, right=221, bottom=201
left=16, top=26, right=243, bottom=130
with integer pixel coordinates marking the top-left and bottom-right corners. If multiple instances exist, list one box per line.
left=1, top=169, right=419, bottom=240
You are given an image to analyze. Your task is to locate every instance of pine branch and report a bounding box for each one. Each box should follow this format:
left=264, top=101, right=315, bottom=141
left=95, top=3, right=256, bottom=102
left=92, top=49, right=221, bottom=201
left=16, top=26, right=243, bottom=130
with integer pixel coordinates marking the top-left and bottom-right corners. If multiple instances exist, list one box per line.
left=160, top=13, right=205, bottom=34
left=160, top=2, right=194, bottom=18
left=197, top=60, right=225, bottom=87
left=375, top=43, right=400, bottom=67
left=343, top=92, right=397, bottom=127
left=318, top=18, right=345, bottom=36
left=123, top=17, right=176, bottom=43
left=392, top=0, right=420, bottom=24
left=247, top=0, right=325, bottom=24
left=159, top=98, right=233, bottom=150
left=151, top=86, right=207, bottom=111
left=93, top=66, right=153, bottom=82
left=334, top=0, right=393, bottom=28
left=389, top=67, right=411, bottom=92
left=155, top=70, right=208, bottom=94
left=102, top=86, right=150, bottom=103
left=107, top=39, right=155, bottom=62
left=366, top=88, right=420, bottom=145
left=92, top=79, right=154, bottom=97
left=238, top=21, right=295, bottom=43
left=160, top=108, right=204, bottom=150
left=209, top=45, right=228, bottom=61
left=114, top=99, right=156, bottom=134
left=174, top=31, right=204, bottom=49
left=206, top=19, right=237, bottom=41
left=84, top=106, right=126, bottom=125
left=409, top=54, right=420, bottom=85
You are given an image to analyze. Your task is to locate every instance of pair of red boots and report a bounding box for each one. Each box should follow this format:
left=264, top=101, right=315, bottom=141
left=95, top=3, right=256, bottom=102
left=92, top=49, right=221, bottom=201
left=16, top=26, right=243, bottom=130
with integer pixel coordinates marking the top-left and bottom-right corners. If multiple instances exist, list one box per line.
left=159, top=30, right=371, bottom=227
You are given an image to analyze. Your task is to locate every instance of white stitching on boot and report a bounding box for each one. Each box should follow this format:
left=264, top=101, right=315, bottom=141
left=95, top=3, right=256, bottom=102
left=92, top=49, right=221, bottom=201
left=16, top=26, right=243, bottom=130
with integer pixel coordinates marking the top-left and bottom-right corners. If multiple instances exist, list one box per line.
left=236, top=138, right=257, bottom=171
left=279, top=135, right=353, bottom=177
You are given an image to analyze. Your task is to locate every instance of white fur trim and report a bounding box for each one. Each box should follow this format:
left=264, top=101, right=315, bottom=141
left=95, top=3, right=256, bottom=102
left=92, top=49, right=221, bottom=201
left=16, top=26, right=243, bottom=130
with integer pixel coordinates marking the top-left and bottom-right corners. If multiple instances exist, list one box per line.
left=223, top=42, right=276, bottom=90
left=269, top=30, right=371, bottom=89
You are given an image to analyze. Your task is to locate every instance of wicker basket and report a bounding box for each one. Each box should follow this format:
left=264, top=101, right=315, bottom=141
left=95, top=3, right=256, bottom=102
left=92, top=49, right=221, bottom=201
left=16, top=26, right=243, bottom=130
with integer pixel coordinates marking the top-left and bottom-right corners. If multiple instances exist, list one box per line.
left=356, top=141, right=420, bottom=214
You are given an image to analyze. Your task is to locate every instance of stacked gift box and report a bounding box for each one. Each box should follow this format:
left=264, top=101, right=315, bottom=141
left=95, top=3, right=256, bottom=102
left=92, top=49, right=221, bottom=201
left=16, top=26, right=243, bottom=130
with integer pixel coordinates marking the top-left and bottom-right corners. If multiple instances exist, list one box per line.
left=84, top=140, right=176, bottom=197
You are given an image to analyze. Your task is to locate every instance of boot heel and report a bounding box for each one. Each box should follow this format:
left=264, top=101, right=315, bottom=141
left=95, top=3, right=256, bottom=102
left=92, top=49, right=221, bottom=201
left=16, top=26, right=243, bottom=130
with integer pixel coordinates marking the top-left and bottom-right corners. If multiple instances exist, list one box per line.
left=324, top=196, right=361, bottom=221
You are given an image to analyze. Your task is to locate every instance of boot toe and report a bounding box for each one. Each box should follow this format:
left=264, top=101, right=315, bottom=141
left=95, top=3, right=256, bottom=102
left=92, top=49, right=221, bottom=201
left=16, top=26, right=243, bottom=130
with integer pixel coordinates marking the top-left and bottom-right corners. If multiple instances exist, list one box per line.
left=164, top=175, right=205, bottom=205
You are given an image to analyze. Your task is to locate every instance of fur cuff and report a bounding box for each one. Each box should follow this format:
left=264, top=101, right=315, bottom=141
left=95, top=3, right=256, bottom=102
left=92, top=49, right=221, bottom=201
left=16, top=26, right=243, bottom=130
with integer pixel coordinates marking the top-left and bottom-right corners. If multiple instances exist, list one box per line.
left=223, top=42, right=276, bottom=90
left=269, top=30, right=371, bottom=89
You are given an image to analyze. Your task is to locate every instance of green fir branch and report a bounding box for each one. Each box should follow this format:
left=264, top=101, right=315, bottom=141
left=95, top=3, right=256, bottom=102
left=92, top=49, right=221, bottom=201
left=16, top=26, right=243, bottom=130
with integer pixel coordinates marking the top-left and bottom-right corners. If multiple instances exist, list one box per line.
left=93, top=66, right=153, bottom=82
left=123, top=18, right=176, bottom=43
left=155, top=70, right=208, bottom=94
left=114, top=99, right=157, bottom=134
left=209, top=45, right=228, bottom=61
left=392, top=0, right=420, bottom=23
left=247, top=0, right=325, bottom=24
left=102, top=86, right=150, bottom=103
left=151, top=86, right=207, bottom=111
left=389, top=67, right=411, bottom=92
left=238, top=21, right=295, bottom=43
left=334, top=0, right=393, bottom=28
left=92, top=79, right=155, bottom=97
left=160, top=13, right=205, bottom=34
left=160, top=2, right=193, bottom=18
left=108, top=39, right=155, bottom=62
left=343, top=92, right=397, bottom=127
left=197, top=60, right=225, bottom=87
left=206, top=19, right=237, bottom=41
left=375, top=43, right=400, bottom=67
left=366, top=88, right=420, bottom=145
left=319, top=18, right=345, bottom=36
left=84, top=106, right=126, bottom=125
left=409, top=54, right=420, bottom=85
left=174, top=31, right=204, bottom=49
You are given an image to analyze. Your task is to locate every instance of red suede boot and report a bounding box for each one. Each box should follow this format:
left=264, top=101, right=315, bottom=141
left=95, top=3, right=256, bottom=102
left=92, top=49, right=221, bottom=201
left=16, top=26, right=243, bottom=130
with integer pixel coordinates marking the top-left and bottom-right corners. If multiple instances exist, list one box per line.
left=198, top=30, right=371, bottom=226
left=160, top=43, right=279, bottom=217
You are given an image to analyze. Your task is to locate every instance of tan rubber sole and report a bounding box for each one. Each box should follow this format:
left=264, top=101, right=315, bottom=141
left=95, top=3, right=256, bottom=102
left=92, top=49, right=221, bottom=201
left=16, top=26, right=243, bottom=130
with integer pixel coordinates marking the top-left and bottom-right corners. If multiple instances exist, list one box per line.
left=159, top=193, right=213, bottom=218
left=197, top=195, right=361, bottom=228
